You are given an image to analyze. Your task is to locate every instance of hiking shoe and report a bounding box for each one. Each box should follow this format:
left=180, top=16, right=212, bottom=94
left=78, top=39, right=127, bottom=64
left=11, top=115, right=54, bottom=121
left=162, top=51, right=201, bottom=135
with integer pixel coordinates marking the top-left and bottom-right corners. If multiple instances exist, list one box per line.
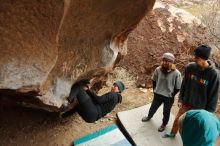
left=162, top=132, right=176, bottom=138
left=60, top=100, right=70, bottom=113
left=142, top=116, right=151, bottom=122
left=158, top=125, right=166, bottom=132
left=61, top=107, right=78, bottom=118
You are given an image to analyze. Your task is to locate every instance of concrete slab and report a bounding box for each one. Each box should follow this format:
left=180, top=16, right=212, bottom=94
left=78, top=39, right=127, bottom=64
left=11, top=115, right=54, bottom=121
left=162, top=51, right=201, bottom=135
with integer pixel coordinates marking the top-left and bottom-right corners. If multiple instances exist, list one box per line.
left=117, top=104, right=183, bottom=146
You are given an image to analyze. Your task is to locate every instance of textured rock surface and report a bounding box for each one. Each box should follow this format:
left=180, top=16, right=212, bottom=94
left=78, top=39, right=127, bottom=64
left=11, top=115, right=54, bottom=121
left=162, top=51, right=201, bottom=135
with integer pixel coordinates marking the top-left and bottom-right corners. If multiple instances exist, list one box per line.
left=0, top=0, right=156, bottom=111
left=117, top=1, right=208, bottom=87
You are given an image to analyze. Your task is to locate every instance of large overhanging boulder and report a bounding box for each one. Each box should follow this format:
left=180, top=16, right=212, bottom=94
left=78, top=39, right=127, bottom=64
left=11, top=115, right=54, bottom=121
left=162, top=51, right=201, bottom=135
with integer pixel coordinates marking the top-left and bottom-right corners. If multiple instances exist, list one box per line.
left=0, top=0, right=156, bottom=111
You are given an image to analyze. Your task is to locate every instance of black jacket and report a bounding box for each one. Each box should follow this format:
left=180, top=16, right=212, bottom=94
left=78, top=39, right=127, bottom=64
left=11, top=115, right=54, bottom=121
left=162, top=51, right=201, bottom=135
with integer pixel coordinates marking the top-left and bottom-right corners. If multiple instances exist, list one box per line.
left=179, top=61, right=220, bottom=112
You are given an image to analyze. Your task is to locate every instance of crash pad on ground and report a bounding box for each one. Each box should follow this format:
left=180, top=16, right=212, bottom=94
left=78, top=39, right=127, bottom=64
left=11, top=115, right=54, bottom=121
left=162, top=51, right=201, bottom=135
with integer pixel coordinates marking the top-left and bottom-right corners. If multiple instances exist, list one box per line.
left=117, top=104, right=183, bottom=146
left=73, top=124, right=132, bottom=146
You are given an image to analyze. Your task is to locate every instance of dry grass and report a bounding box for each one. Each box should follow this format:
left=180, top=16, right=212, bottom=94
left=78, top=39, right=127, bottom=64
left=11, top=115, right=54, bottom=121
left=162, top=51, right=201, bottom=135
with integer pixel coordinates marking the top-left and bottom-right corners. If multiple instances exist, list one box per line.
left=106, top=67, right=137, bottom=88
left=184, top=5, right=216, bottom=16
left=176, top=1, right=220, bottom=17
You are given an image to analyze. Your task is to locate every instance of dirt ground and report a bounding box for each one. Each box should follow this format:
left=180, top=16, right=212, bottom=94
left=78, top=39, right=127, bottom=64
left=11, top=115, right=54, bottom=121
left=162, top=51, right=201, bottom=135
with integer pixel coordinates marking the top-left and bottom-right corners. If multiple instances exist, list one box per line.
left=0, top=86, right=219, bottom=146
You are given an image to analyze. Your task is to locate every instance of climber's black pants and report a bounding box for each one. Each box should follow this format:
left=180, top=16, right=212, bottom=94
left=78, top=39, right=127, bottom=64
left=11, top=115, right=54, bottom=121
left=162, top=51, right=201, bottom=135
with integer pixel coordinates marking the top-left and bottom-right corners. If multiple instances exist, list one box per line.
left=148, top=93, right=174, bottom=126
left=67, top=84, right=102, bottom=123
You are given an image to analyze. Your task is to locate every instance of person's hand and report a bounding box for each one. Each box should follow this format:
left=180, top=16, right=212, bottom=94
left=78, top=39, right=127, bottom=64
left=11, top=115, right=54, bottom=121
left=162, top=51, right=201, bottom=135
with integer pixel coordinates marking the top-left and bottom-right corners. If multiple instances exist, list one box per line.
left=178, top=102, right=182, bottom=108
left=60, top=99, right=70, bottom=113
left=63, top=100, right=70, bottom=107
left=82, top=84, right=90, bottom=90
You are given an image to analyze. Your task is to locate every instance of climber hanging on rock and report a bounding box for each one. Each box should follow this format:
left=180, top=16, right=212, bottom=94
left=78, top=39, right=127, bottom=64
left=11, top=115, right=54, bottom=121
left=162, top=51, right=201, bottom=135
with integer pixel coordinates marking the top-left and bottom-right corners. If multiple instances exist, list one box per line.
left=60, top=80, right=125, bottom=123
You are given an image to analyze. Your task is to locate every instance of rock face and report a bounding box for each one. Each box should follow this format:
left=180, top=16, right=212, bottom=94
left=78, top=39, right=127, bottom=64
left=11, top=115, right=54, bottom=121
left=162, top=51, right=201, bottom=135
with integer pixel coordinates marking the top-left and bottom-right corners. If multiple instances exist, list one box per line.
left=0, top=0, right=156, bottom=111
left=117, top=1, right=208, bottom=87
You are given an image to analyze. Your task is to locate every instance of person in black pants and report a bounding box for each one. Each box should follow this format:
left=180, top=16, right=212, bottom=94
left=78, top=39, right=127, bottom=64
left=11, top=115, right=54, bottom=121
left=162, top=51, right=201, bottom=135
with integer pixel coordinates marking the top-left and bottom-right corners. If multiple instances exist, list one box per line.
left=60, top=80, right=125, bottom=123
left=142, top=53, right=182, bottom=132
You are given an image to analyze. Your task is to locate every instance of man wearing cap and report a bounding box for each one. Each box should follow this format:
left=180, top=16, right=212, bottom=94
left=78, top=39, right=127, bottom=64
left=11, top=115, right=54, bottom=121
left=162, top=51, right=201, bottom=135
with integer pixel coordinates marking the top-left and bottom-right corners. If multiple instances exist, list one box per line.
left=164, top=44, right=220, bottom=138
left=60, top=80, right=125, bottom=123
left=142, top=52, right=182, bottom=132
